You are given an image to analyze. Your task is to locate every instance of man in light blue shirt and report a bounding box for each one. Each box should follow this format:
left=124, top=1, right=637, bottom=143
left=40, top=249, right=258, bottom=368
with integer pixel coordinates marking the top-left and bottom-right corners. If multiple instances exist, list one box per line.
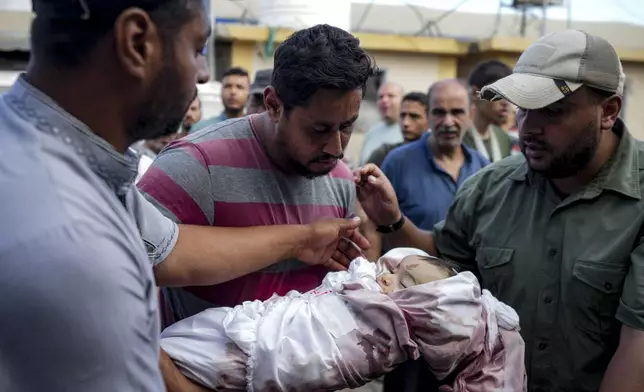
left=0, top=1, right=368, bottom=391
left=359, top=81, right=404, bottom=164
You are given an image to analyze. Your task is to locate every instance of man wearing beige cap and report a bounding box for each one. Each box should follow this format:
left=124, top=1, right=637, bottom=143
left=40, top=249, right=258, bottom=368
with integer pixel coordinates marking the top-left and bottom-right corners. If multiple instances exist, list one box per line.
left=356, top=30, right=644, bottom=392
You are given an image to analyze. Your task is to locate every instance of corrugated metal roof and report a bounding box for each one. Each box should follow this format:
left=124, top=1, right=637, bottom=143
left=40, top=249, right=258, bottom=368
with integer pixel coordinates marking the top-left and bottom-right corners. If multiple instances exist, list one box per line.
left=213, top=0, right=644, bottom=50
left=4, top=2, right=644, bottom=52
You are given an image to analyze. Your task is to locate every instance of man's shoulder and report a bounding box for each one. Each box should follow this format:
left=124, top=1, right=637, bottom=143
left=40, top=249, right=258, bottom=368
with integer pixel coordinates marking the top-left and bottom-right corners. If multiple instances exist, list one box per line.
left=466, top=154, right=526, bottom=189
left=329, top=159, right=354, bottom=181
left=384, top=139, right=423, bottom=163
left=191, top=113, right=228, bottom=132
left=628, top=137, right=644, bottom=188
left=367, top=142, right=399, bottom=165
left=159, top=117, right=258, bottom=167
left=186, top=116, right=252, bottom=144
left=365, top=121, right=387, bottom=135
left=0, top=131, right=122, bottom=250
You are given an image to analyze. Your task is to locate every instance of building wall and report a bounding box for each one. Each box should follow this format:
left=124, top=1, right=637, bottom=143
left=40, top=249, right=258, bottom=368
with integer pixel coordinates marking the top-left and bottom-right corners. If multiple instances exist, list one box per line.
left=367, top=51, right=442, bottom=93
left=622, top=63, right=644, bottom=139
left=229, top=41, right=451, bottom=95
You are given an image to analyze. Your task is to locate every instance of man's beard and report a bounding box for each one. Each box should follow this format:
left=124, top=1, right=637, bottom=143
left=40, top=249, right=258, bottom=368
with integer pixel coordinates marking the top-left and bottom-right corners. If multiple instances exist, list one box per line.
left=127, top=49, right=194, bottom=142
left=224, top=104, right=244, bottom=117
left=277, top=139, right=343, bottom=180
left=521, top=121, right=599, bottom=179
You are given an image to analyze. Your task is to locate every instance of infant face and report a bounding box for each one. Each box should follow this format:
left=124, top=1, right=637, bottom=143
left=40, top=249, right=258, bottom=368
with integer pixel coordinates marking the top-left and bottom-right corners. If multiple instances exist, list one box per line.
left=377, top=255, right=456, bottom=294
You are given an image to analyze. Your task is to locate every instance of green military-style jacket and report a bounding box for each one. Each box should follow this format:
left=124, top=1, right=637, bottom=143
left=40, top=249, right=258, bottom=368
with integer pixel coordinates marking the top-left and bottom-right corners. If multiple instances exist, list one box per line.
left=434, top=120, right=644, bottom=391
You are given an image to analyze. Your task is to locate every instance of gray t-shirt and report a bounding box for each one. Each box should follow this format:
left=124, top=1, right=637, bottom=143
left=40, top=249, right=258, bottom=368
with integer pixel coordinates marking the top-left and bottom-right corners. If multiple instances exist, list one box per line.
left=0, top=77, right=178, bottom=391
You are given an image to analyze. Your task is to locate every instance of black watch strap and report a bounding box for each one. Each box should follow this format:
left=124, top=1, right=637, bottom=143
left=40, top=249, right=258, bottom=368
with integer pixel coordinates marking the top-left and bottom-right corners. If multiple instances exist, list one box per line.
left=376, top=215, right=406, bottom=234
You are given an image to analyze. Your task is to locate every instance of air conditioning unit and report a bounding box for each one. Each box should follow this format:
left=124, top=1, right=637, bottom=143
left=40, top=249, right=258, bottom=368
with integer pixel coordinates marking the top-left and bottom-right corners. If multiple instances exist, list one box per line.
left=512, top=0, right=564, bottom=6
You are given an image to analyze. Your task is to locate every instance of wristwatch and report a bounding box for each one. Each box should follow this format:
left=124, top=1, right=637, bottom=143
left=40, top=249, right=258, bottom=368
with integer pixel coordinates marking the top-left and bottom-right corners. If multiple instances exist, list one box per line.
left=376, top=215, right=406, bottom=234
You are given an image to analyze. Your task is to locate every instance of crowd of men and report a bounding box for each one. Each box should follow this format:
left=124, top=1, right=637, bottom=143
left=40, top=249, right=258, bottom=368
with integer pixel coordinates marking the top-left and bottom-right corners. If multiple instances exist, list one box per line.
left=1, top=1, right=644, bottom=392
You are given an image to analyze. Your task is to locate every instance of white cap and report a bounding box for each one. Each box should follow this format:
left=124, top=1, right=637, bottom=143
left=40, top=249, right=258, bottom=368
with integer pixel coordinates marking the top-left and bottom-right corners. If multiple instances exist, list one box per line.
left=480, top=30, right=625, bottom=109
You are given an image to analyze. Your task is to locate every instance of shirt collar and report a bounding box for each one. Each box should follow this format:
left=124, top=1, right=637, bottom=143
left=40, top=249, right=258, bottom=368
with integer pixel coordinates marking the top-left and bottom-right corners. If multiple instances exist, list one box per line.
left=508, top=119, right=641, bottom=200
left=4, top=75, right=138, bottom=197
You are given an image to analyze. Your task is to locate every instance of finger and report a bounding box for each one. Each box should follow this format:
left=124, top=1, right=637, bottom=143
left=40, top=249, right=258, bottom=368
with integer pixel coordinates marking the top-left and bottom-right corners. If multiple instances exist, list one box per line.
left=342, top=244, right=364, bottom=261
left=336, top=216, right=361, bottom=231
left=331, top=249, right=352, bottom=268
left=325, top=257, right=349, bottom=272
left=333, top=241, right=353, bottom=265
left=344, top=230, right=370, bottom=251
left=366, top=174, right=384, bottom=186
left=353, top=164, right=378, bottom=182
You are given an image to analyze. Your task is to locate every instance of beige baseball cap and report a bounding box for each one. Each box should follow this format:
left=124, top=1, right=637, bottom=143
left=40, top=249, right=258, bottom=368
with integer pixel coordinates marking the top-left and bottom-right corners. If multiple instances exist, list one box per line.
left=480, top=30, right=625, bottom=109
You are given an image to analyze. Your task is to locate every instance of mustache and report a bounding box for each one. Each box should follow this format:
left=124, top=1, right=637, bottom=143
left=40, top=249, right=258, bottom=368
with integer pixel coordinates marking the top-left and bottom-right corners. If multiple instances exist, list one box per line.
left=436, top=126, right=459, bottom=134
left=312, top=152, right=344, bottom=162
left=520, top=135, right=547, bottom=148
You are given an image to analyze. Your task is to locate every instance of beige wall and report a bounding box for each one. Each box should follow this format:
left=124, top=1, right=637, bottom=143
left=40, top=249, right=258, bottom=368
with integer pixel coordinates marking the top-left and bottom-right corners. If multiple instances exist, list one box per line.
left=347, top=51, right=442, bottom=161
left=249, top=48, right=444, bottom=94
left=622, top=63, right=644, bottom=139
left=369, top=51, right=441, bottom=93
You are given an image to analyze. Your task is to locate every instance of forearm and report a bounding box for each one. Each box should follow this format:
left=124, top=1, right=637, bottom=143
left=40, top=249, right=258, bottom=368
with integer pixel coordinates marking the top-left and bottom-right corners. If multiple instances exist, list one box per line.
left=155, top=224, right=309, bottom=287
left=383, top=217, right=438, bottom=256
left=356, top=202, right=381, bottom=261
left=599, top=326, right=644, bottom=392
left=361, top=220, right=382, bottom=261
left=160, top=349, right=212, bottom=392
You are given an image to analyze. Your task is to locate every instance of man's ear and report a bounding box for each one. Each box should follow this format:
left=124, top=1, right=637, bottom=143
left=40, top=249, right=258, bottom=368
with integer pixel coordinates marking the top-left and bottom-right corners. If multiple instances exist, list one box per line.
left=600, top=95, right=622, bottom=131
left=113, top=8, right=161, bottom=81
left=263, top=86, right=282, bottom=123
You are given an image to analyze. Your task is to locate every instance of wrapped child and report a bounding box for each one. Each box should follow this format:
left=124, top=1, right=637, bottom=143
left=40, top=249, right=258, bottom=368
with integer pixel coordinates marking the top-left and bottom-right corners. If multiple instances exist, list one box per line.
left=161, top=248, right=526, bottom=391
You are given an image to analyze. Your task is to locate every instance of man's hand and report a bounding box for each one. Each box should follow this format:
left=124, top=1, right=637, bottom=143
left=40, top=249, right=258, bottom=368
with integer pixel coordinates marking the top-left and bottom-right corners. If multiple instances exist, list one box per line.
left=353, top=164, right=402, bottom=227
left=160, top=348, right=213, bottom=392
left=296, top=217, right=370, bottom=271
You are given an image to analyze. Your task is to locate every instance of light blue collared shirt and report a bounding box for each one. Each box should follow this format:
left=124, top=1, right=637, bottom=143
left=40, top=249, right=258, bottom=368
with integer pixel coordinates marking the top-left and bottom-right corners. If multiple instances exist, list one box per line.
left=0, top=76, right=178, bottom=391
left=359, top=120, right=404, bottom=165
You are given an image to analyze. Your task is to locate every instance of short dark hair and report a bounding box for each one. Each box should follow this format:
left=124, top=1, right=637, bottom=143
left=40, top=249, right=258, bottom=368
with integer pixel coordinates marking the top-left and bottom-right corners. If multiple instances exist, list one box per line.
left=402, top=91, right=428, bottom=110
left=272, top=24, right=376, bottom=112
left=30, top=0, right=202, bottom=69
left=468, top=60, right=512, bottom=89
left=222, top=66, right=250, bottom=80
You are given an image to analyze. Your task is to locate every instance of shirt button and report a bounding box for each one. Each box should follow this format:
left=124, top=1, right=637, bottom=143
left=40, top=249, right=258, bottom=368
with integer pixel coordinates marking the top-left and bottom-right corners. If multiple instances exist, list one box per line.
left=548, top=249, right=557, bottom=257
left=538, top=342, right=548, bottom=350
left=544, top=296, right=553, bottom=304
left=605, top=282, right=613, bottom=291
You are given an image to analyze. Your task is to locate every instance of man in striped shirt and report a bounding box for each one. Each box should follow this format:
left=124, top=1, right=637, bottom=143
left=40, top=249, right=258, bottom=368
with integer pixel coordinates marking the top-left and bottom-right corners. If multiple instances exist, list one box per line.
left=139, top=24, right=377, bottom=320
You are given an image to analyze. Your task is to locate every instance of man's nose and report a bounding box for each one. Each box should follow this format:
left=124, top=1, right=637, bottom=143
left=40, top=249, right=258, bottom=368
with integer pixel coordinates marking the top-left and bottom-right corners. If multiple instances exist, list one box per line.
left=442, top=114, right=456, bottom=127
left=197, top=56, right=210, bottom=84
left=323, top=130, right=343, bottom=157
